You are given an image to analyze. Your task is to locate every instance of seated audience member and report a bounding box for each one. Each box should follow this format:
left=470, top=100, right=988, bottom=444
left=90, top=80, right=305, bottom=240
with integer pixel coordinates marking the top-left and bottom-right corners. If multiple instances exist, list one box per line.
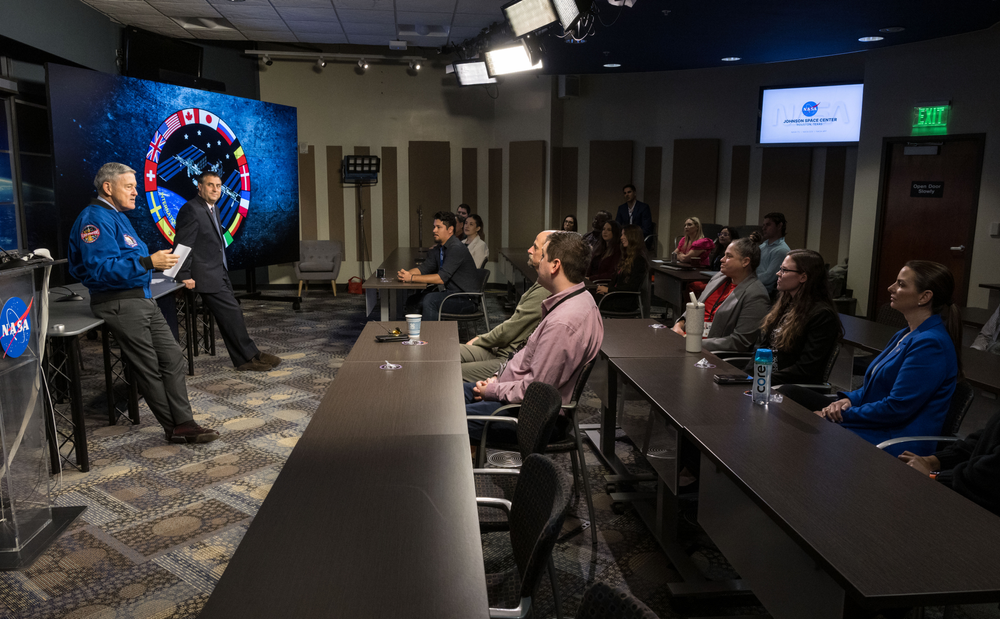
left=456, top=203, right=470, bottom=241
left=672, top=217, right=714, bottom=267
left=562, top=215, right=578, bottom=232
left=594, top=225, right=648, bottom=313
left=709, top=226, right=740, bottom=271
left=899, top=407, right=1000, bottom=516
left=587, top=219, right=622, bottom=281
left=971, top=304, right=1000, bottom=354
left=756, top=211, right=790, bottom=295
left=461, top=231, right=553, bottom=382
left=750, top=249, right=842, bottom=385
left=582, top=210, right=611, bottom=252
left=672, top=237, right=769, bottom=352
left=398, top=211, right=479, bottom=321
left=462, top=214, right=489, bottom=268
left=786, top=261, right=960, bottom=457
left=464, top=231, right=604, bottom=443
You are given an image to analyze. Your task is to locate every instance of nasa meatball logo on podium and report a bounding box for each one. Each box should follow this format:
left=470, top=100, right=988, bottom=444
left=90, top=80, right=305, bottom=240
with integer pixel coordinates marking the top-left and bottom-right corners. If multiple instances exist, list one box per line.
left=1, top=296, right=31, bottom=359
left=143, top=108, right=251, bottom=248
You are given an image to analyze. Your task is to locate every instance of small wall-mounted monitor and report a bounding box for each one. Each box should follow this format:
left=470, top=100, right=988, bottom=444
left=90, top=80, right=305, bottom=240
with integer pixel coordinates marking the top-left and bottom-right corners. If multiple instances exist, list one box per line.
left=758, top=83, right=864, bottom=145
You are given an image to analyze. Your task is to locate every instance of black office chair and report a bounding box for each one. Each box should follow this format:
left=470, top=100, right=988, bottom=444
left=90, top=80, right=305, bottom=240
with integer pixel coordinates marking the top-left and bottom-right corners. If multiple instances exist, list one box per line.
left=576, top=581, right=661, bottom=619
left=598, top=269, right=650, bottom=320
left=717, top=342, right=842, bottom=394
left=477, top=359, right=600, bottom=555
left=439, top=268, right=491, bottom=335
left=476, top=454, right=571, bottom=619
left=876, top=380, right=975, bottom=453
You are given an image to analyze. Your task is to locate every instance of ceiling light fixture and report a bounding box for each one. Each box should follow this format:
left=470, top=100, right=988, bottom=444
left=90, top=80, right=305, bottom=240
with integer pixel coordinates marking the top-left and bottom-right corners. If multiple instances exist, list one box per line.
left=408, top=60, right=421, bottom=71
left=316, top=57, right=326, bottom=69
left=262, top=54, right=273, bottom=66
left=721, top=56, right=740, bottom=62
left=603, top=63, right=621, bottom=68
left=358, top=59, right=369, bottom=70
left=484, top=41, right=543, bottom=76
left=858, top=36, right=884, bottom=42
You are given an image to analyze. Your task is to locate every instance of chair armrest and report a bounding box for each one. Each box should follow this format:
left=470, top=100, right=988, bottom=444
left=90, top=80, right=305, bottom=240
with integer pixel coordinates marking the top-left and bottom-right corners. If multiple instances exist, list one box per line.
left=876, top=436, right=960, bottom=450
left=489, top=599, right=531, bottom=619
left=598, top=291, right=640, bottom=308
left=473, top=468, right=520, bottom=477
left=476, top=496, right=512, bottom=515
left=779, top=383, right=837, bottom=394
left=476, top=405, right=521, bottom=467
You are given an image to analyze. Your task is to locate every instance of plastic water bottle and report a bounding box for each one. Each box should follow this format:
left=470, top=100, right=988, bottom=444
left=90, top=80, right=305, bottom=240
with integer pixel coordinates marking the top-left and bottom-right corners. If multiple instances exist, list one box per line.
left=752, top=348, right=773, bottom=405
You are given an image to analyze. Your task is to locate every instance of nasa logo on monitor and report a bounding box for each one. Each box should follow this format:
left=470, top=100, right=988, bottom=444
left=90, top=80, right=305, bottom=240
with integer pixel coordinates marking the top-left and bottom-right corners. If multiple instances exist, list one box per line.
left=801, top=101, right=819, bottom=117
left=1, top=296, right=32, bottom=359
left=142, top=109, right=251, bottom=247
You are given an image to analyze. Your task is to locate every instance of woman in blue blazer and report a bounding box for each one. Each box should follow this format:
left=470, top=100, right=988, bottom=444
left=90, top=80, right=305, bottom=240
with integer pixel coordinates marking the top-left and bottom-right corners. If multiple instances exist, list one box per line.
left=817, top=261, right=961, bottom=456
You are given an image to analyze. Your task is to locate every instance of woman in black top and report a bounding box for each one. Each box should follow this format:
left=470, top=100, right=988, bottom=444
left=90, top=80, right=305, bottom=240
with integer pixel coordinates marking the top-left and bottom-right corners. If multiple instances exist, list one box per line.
left=595, top=225, right=648, bottom=312
left=709, top=226, right=740, bottom=271
left=587, top=219, right=623, bottom=281
left=753, top=249, right=842, bottom=384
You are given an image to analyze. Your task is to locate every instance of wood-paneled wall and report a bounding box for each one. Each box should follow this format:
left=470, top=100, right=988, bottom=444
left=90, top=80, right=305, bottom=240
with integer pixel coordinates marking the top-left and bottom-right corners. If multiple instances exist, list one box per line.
left=760, top=147, right=812, bottom=251
left=670, top=139, right=719, bottom=241
left=587, top=140, right=633, bottom=221
left=509, top=140, right=547, bottom=249
left=407, top=141, right=451, bottom=246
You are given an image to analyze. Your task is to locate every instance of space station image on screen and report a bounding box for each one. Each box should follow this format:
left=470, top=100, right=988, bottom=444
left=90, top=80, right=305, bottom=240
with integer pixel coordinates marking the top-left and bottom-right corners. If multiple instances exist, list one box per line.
left=46, top=63, right=299, bottom=270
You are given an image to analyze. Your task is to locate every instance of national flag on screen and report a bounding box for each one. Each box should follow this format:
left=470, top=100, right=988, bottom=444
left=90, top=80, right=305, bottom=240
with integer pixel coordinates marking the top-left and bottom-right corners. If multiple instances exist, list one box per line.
left=234, top=146, right=247, bottom=168
left=238, top=195, right=249, bottom=216
left=197, top=109, right=220, bottom=130
left=239, top=165, right=250, bottom=191
left=143, top=159, right=158, bottom=191
left=216, top=120, right=236, bottom=145
left=147, top=132, right=165, bottom=163
left=180, top=108, right=197, bottom=125
left=162, top=114, right=181, bottom=138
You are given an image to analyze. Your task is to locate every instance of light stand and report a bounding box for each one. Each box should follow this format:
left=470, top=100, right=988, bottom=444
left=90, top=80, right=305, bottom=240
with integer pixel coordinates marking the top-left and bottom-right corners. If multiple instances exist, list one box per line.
left=342, top=155, right=381, bottom=281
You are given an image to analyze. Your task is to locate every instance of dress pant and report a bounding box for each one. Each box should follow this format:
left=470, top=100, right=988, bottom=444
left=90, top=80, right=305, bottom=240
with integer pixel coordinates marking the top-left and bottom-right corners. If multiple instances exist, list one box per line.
left=91, top=297, right=194, bottom=432
left=459, top=344, right=504, bottom=382
left=200, top=272, right=260, bottom=368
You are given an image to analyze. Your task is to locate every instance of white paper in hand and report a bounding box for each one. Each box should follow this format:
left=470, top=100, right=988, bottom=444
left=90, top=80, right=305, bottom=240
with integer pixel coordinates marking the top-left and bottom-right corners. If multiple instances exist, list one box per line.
left=163, top=244, right=192, bottom=279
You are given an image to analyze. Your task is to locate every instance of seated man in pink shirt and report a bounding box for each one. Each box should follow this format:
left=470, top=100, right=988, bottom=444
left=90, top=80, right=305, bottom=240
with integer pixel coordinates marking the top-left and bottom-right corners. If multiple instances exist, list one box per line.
left=465, top=230, right=604, bottom=443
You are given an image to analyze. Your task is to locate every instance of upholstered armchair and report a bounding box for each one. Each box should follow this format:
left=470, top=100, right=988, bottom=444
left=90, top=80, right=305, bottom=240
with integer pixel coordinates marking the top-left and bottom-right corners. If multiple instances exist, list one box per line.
left=293, top=240, right=342, bottom=297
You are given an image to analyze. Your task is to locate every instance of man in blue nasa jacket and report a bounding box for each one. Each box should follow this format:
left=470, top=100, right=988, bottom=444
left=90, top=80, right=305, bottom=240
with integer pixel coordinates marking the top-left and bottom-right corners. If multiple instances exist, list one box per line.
left=68, top=162, right=219, bottom=444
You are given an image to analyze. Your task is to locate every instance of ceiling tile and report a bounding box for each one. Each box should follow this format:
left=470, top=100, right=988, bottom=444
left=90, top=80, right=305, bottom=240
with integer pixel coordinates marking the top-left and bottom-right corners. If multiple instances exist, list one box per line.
left=297, top=32, right=350, bottom=43
left=451, top=12, right=496, bottom=26
left=275, top=7, right=341, bottom=20
left=227, top=17, right=288, bottom=29
left=270, top=0, right=336, bottom=5
left=345, top=34, right=396, bottom=45
left=341, top=22, right=397, bottom=35
left=454, top=0, right=504, bottom=14
left=332, top=0, right=393, bottom=11
left=149, top=2, right=223, bottom=17
left=336, top=9, right=395, bottom=23
left=449, top=25, right=484, bottom=38
left=212, top=4, right=281, bottom=18
left=242, top=29, right=299, bottom=41
left=395, top=11, right=452, bottom=25
left=286, top=20, right=343, bottom=33
left=207, top=0, right=273, bottom=5
left=190, top=29, right=247, bottom=39
left=395, top=0, right=458, bottom=13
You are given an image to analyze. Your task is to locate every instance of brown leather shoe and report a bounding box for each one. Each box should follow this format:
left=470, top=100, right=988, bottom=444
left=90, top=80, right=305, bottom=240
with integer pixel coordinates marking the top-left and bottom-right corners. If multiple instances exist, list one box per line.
left=257, top=352, right=282, bottom=368
left=167, top=423, right=220, bottom=444
left=237, top=358, right=272, bottom=372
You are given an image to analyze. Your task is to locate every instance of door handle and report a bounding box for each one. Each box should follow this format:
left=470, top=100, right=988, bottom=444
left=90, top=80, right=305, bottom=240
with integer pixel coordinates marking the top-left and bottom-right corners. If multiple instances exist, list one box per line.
left=950, top=245, right=965, bottom=251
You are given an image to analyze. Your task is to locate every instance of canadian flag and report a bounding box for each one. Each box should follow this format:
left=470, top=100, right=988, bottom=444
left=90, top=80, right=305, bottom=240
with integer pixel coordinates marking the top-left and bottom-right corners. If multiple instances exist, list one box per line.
left=179, top=108, right=197, bottom=125
left=197, top=109, right=220, bottom=130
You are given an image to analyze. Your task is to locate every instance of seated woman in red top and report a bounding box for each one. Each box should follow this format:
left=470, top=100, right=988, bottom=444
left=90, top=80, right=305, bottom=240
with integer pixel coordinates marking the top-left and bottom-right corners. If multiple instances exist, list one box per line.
left=673, top=216, right=715, bottom=267
left=587, top=219, right=622, bottom=281
left=595, top=225, right=648, bottom=312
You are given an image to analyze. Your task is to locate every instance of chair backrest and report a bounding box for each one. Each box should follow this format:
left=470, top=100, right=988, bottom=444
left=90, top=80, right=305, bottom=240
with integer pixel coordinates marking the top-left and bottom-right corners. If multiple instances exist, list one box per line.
left=576, top=581, right=661, bottom=619
left=944, top=380, right=975, bottom=437
left=820, top=341, right=841, bottom=384
left=515, top=382, right=563, bottom=461
left=701, top=222, right=723, bottom=242
left=641, top=267, right=651, bottom=318
left=567, top=357, right=597, bottom=411
left=510, top=454, right=571, bottom=601
left=299, top=239, right=341, bottom=263
left=876, top=303, right=908, bottom=330
left=476, top=268, right=490, bottom=293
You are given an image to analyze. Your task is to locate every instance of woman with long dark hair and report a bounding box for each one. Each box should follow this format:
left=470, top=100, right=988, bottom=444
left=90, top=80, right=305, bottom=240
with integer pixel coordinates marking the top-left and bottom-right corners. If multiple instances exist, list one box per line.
left=752, top=249, right=842, bottom=385
left=587, top=219, right=622, bottom=281
left=462, top=214, right=488, bottom=268
left=562, top=215, right=578, bottom=232
left=595, top=225, right=648, bottom=312
left=787, top=261, right=961, bottom=456
left=709, top=226, right=740, bottom=271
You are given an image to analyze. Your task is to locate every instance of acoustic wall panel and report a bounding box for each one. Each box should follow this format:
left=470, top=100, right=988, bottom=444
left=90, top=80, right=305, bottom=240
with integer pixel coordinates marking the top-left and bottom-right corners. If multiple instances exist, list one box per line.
left=729, top=145, right=751, bottom=227
left=381, top=146, right=398, bottom=258
left=587, top=140, right=632, bottom=223
left=644, top=146, right=662, bottom=235
left=462, top=148, right=477, bottom=212
left=408, top=141, right=451, bottom=247
left=488, top=148, right=502, bottom=261
left=299, top=145, right=317, bottom=240
left=760, top=147, right=812, bottom=251
left=669, top=139, right=719, bottom=241
left=550, top=146, right=578, bottom=230
left=508, top=140, right=546, bottom=249
left=325, top=146, right=344, bottom=244
left=820, top=146, right=846, bottom=264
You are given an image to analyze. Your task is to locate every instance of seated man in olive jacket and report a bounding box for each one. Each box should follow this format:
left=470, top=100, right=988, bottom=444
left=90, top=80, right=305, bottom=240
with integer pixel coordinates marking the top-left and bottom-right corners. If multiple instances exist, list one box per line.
left=460, top=230, right=552, bottom=382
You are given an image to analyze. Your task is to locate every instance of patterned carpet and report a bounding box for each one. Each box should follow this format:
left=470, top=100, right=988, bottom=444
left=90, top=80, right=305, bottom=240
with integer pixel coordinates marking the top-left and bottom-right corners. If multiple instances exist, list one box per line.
left=0, top=288, right=992, bottom=619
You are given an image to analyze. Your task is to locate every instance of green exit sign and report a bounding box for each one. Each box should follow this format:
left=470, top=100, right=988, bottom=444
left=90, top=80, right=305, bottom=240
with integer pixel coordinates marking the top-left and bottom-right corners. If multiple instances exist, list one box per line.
left=912, top=105, right=950, bottom=135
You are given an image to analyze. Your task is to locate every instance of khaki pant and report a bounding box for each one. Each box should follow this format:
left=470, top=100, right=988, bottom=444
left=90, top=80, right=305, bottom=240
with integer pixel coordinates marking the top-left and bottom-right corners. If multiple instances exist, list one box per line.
left=459, top=343, right=505, bottom=383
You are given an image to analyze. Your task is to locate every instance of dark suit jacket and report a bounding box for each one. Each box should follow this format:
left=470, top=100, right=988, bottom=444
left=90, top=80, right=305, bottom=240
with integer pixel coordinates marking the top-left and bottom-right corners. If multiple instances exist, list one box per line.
left=615, top=201, right=653, bottom=237
left=174, top=196, right=229, bottom=294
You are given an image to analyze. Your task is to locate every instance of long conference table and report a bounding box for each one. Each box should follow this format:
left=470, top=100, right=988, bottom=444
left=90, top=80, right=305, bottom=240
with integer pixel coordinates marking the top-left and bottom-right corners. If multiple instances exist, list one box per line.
left=199, top=321, right=489, bottom=618
left=592, top=319, right=1000, bottom=618
left=362, top=247, right=430, bottom=321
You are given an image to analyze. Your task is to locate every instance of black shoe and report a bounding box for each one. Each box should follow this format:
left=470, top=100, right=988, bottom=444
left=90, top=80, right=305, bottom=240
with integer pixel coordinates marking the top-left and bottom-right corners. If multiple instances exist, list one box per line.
left=167, top=423, right=220, bottom=444
left=237, top=358, right=272, bottom=372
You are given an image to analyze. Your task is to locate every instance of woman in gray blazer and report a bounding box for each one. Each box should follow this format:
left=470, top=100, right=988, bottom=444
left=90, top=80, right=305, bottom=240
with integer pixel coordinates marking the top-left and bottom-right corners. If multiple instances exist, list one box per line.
left=672, top=236, right=770, bottom=352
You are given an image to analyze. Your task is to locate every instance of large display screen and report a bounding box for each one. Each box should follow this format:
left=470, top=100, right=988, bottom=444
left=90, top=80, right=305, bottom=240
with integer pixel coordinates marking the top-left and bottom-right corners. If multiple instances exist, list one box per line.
left=759, top=83, right=864, bottom=145
left=46, top=63, right=299, bottom=270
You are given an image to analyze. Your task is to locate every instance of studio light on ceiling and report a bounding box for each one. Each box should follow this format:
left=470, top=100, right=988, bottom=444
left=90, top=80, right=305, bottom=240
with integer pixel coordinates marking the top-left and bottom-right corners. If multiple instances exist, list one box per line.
left=484, top=41, right=543, bottom=76
left=315, top=57, right=326, bottom=69
left=503, top=0, right=558, bottom=37
left=858, top=36, right=884, bottom=42
left=358, top=58, right=369, bottom=70
left=721, top=56, right=740, bottom=61
left=409, top=60, right=421, bottom=70
left=454, top=61, right=497, bottom=86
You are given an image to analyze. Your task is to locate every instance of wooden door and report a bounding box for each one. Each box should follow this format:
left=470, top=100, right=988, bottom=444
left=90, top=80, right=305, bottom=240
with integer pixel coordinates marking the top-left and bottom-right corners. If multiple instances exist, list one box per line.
left=871, top=136, right=983, bottom=314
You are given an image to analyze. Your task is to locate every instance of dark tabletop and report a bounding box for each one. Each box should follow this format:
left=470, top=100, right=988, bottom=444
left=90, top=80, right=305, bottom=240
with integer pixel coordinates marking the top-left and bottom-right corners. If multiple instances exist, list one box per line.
left=363, top=247, right=432, bottom=290
left=649, top=262, right=714, bottom=282
left=347, top=322, right=460, bottom=363
left=599, top=318, right=701, bottom=359
left=499, top=248, right=536, bottom=284
left=612, top=355, right=1000, bottom=607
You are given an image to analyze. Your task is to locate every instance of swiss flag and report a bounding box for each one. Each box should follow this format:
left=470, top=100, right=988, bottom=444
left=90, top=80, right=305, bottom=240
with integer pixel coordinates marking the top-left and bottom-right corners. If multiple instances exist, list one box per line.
left=143, top=159, right=158, bottom=191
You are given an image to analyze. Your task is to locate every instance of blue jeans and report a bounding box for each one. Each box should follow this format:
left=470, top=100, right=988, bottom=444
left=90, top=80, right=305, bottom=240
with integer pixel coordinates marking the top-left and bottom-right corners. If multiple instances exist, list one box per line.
left=421, top=290, right=477, bottom=322
left=464, top=382, right=511, bottom=443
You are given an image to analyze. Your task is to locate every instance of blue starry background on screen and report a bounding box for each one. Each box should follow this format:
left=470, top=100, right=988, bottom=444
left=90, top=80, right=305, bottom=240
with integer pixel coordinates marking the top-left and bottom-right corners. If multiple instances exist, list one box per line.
left=47, top=63, right=299, bottom=270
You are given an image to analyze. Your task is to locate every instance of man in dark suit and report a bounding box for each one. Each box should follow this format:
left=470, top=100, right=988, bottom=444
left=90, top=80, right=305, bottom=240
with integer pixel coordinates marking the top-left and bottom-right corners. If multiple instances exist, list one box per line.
left=174, top=171, right=281, bottom=372
left=614, top=184, right=653, bottom=238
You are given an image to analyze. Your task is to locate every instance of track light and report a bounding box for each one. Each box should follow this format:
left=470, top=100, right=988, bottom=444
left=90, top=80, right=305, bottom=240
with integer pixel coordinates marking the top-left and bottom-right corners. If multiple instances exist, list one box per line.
left=408, top=60, right=421, bottom=71
left=262, top=54, right=273, bottom=66
left=358, top=58, right=369, bottom=70
left=316, top=57, right=326, bottom=69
